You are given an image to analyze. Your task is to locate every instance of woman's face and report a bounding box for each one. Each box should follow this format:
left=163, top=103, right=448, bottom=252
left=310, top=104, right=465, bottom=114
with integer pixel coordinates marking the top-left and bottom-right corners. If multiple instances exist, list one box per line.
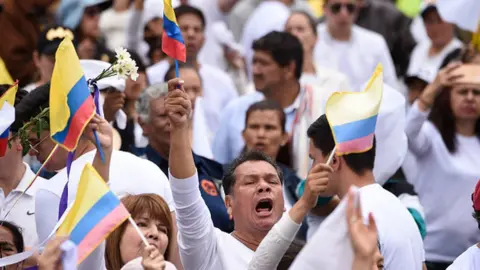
left=0, top=226, right=22, bottom=270
left=242, top=109, right=288, bottom=159
left=450, top=85, right=480, bottom=122
left=285, top=13, right=317, bottom=52
left=80, top=6, right=101, bottom=39
left=119, top=214, right=169, bottom=264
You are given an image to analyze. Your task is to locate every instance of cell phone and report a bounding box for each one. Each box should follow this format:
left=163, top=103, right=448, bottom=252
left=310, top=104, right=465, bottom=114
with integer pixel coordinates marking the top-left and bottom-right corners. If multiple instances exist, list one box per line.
left=452, top=64, right=480, bottom=85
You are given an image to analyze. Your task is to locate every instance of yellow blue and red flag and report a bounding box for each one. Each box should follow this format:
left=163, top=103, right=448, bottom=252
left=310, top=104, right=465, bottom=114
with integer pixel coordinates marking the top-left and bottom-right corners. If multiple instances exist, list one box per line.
left=326, top=64, right=383, bottom=155
left=162, top=0, right=186, bottom=62
left=49, top=38, right=95, bottom=151
left=0, top=58, right=14, bottom=85
left=56, top=163, right=130, bottom=264
left=0, top=83, right=18, bottom=157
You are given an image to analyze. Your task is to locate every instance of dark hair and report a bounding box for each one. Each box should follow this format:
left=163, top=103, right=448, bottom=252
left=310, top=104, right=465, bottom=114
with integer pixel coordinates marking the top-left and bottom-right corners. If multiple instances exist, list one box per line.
left=0, top=85, right=29, bottom=106
left=429, top=50, right=480, bottom=153
left=223, top=150, right=283, bottom=195
left=290, top=11, right=318, bottom=36
left=307, top=114, right=376, bottom=175
left=277, top=239, right=305, bottom=270
left=128, top=50, right=146, bottom=73
left=174, top=5, right=206, bottom=29
left=164, top=62, right=200, bottom=82
left=252, top=31, right=304, bottom=80
left=0, top=221, right=25, bottom=253
left=245, top=100, right=286, bottom=133
left=12, top=82, right=50, bottom=132
left=146, top=37, right=164, bottom=62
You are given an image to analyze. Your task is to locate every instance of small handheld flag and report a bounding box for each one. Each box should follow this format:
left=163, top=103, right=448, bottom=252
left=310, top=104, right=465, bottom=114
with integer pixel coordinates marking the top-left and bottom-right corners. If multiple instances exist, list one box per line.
left=0, top=58, right=14, bottom=85
left=326, top=64, right=383, bottom=155
left=49, top=38, right=96, bottom=152
left=162, top=0, right=186, bottom=77
left=56, top=163, right=130, bottom=264
left=0, top=83, right=18, bottom=157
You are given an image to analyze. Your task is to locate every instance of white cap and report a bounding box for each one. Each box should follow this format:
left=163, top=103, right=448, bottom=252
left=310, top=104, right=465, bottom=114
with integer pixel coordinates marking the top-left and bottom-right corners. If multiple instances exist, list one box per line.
left=142, top=0, right=164, bottom=31
left=80, top=59, right=128, bottom=129
left=80, top=59, right=126, bottom=91
left=420, top=0, right=437, bottom=16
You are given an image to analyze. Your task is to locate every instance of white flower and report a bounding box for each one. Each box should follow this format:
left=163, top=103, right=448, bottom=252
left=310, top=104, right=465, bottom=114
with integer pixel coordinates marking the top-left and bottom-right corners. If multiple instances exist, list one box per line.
left=115, top=47, right=130, bottom=62
left=130, top=69, right=139, bottom=81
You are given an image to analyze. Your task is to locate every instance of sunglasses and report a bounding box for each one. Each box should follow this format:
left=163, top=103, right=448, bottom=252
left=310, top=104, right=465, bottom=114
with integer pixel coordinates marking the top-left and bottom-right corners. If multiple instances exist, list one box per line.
left=330, top=3, right=356, bottom=15
left=84, top=7, right=100, bottom=17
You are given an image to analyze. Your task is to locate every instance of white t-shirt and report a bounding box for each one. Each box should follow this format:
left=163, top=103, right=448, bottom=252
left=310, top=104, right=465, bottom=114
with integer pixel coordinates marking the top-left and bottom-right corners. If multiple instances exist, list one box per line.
left=359, top=184, right=425, bottom=270
left=0, top=163, right=45, bottom=247
left=35, top=150, right=174, bottom=270
left=448, top=244, right=480, bottom=270
left=171, top=171, right=255, bottom=270
left=406, top=102, right=480, bottom=262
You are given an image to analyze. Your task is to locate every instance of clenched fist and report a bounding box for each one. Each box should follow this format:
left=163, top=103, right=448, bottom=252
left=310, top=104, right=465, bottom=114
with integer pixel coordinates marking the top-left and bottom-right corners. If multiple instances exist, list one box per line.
left=301, top=163, right=333, bottom=209
left=165, top=78, right=192, bottom=130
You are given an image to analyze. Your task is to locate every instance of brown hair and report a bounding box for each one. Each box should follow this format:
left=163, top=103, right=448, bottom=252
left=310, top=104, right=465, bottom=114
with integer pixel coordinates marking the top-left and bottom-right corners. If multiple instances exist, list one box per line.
left=105, top=194, right=173, bottom=270
left=429, top=49, right=480, bottom=153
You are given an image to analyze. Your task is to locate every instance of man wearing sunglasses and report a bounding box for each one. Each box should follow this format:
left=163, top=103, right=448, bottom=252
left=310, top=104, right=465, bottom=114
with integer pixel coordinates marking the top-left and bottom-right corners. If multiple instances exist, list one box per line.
left=314, top=0, right=398, bottom=92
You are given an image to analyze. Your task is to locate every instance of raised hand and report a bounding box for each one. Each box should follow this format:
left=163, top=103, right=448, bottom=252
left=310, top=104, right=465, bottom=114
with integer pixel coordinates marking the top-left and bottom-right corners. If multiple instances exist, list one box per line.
left=165, top=78, right=192, bottom=131
left=142, top=245, right=166, bottom=270
left=83, top=114, right=114, bottom=151
left=38, top=237, right=68, bottom=270
left=346, top=189, right=378, bottom=262
left=300, top=163, right=333, bottom=209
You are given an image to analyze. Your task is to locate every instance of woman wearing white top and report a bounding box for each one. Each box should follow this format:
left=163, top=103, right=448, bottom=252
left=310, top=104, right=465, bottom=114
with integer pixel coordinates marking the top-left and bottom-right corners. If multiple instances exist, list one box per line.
left=106, top=194, right=179, bottom=270
left=405, top=61, right=480, bottom=270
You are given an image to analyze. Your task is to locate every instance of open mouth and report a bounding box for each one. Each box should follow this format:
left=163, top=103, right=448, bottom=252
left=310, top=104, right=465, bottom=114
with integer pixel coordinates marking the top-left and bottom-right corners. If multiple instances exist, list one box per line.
left=255, top=198, right=273, bottom=214
left=254, top=143, right=266, bottom=151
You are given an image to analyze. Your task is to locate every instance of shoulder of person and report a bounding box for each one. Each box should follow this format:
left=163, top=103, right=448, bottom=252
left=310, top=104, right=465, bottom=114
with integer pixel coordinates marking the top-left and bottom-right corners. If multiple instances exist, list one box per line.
left=112, top=150, right=169, bottom=180
left=353, top=25, right=389, bottom=46
left=196, top=154, right=224, bottom=179
left=314, top=65, right=349, bottom=84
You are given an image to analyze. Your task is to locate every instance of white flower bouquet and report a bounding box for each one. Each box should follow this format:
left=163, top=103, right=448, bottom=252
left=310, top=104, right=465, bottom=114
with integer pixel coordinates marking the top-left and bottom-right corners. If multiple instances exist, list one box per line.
left=92, top=48, right=139, bottom=82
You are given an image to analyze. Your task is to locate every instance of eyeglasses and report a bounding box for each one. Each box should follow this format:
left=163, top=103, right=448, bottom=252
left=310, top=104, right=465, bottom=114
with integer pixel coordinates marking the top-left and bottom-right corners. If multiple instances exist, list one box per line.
left=329, top=3, right=356, bottom=15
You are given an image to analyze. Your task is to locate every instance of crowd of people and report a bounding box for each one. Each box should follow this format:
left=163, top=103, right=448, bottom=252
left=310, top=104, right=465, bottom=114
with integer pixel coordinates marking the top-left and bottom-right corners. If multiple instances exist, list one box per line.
left=0, top=0, right=479, bottom=269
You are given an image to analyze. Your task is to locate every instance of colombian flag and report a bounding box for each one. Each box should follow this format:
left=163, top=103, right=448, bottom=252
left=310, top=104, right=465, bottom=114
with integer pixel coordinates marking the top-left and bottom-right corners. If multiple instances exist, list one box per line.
left=50, top=38, right=95, bottom=151
left=56, top=163, right=130, bottom=264
left=162, top=0, right=186, bottom=62
left=0, top=83, right=18, bottom=157
left=326, top=65, right=383, bottom=155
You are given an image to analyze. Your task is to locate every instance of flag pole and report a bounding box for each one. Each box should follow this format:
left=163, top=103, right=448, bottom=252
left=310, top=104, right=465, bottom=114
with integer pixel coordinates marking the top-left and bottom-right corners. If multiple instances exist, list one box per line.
left=175, top=60, right=179, bottom=77
left=326, top=146, right=336, bottom=165
left=128, top=216, right=150, bottom=247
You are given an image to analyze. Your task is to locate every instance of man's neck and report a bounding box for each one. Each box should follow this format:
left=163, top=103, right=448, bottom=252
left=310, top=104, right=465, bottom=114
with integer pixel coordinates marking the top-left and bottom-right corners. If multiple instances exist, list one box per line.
left=186, top=57, right=200, bottom=69
left=264, top=81, right=301, bottom=108
left=0, top=159, right=26, bottom=197
left=74, top=140, right=97, bottom=160
left=231, top=229, right=268, bottom=251
left=430, top=39, right=452, bottom=55
left=337, top=170, right=376, bottom=199
left=327, top=24, right=352, bottom=41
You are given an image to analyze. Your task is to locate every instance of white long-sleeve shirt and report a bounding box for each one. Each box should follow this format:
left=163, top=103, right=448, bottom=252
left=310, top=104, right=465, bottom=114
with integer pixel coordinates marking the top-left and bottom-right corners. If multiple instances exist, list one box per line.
left=170, top=171, right=253, bottom=270
left=314, top=24, right=398, bottom=92
left=405, top=101, right=480, bottom=262
left=247, top=212, right=301, bottom=270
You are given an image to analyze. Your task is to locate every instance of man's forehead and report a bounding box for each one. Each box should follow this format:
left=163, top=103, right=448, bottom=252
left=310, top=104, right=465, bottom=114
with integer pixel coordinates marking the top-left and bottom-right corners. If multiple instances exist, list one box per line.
left=234, top=160, right=279, bottom=177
